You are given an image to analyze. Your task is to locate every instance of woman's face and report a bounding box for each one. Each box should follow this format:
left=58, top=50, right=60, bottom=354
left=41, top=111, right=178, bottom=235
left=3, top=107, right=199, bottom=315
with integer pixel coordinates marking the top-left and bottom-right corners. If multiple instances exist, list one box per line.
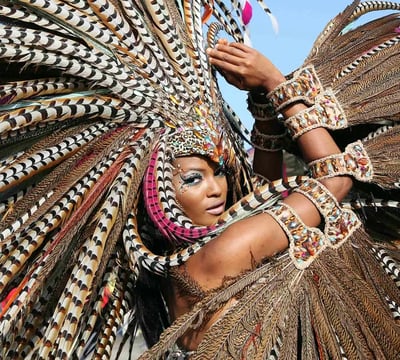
left=172, top=155, right=228, bottom=226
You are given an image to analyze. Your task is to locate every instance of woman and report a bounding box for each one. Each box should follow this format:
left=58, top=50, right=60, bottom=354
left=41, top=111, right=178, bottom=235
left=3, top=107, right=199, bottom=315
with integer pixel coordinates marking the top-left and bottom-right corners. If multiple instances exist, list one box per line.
left=0, top=1, right=399, bottom=359
left=133, top=40, right=400, bottom=360
left=162, top=42, right=351, bottom=341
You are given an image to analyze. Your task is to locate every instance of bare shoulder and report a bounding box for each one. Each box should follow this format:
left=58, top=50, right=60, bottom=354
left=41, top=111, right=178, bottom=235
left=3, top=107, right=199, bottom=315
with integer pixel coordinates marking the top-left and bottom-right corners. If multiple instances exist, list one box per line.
left=184, top=212, right=288, bottom=290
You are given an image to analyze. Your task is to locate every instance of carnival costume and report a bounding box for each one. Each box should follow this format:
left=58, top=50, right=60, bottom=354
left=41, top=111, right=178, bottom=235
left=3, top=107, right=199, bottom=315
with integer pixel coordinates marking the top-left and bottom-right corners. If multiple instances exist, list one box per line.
left=0, top=0, right=400, bottom=359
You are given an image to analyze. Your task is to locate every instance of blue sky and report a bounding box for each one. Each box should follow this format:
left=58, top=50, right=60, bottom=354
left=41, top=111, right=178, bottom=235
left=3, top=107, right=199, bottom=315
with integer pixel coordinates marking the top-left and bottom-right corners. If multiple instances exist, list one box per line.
left=219, top=1, right=356, bottom=130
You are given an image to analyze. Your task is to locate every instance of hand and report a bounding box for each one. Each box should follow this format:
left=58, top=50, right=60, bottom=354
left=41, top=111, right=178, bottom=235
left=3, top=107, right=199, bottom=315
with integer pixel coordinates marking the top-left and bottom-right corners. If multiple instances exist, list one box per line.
left=206, top=40, right=286, bottom=92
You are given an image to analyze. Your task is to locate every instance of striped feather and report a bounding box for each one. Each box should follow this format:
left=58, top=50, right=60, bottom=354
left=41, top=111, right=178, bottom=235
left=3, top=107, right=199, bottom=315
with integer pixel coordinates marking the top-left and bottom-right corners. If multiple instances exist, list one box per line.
left=141, top=0, right=200, bottom=100
left=0, top=97, right=135, bottom=141
left=1, top=0, right=399, bottom=359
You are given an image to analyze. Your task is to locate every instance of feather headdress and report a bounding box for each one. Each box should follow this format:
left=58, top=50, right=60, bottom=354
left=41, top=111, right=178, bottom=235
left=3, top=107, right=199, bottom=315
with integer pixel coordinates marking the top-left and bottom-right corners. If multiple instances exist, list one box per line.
left=0, top=0, right=400, bottom=359
left=0, top=0, right=277, bottom=357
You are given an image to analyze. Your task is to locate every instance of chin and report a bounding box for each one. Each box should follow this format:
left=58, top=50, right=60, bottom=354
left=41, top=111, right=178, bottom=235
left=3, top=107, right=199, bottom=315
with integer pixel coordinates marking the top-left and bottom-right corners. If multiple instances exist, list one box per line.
left=205, top=216, right=221, bottom=227
left=193, top=216, right=219, bottom=227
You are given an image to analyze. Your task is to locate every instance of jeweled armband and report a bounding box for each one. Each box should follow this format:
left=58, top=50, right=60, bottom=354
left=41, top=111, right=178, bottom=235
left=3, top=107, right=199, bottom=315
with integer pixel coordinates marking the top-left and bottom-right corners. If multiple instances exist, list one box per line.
left=267, top=66, right=322, bottom=111
left=293, top=178, right=361, bottom=248
left=265, top=202, right=326, bottom=270
left=308, top=141, right=373, bottom=182
left=284, top=91, right=348, bottom=139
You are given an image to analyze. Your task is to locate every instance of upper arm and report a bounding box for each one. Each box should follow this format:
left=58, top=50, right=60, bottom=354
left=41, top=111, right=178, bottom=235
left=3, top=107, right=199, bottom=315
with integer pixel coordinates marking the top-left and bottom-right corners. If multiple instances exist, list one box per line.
left=184, top=176, right=352, bottom=291
left=185, top=211, right=289, bottom=290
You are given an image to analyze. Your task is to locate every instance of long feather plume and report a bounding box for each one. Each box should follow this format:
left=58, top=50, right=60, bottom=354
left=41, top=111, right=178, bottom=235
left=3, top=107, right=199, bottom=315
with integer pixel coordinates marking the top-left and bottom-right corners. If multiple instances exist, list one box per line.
left=0, top=0, right=400, bottom=359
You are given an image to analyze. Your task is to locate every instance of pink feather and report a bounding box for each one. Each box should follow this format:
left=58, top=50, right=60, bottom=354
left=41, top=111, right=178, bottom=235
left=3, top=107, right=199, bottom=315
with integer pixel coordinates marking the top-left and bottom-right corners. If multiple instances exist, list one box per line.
left=241, top=0, right=253, bottom=25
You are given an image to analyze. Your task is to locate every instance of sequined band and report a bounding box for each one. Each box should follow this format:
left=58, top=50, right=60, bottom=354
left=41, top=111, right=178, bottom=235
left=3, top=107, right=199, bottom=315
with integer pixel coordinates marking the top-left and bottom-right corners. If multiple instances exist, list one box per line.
left=308, top=141, right=373, bottom=182
left=250, top=124, right=287, bottom=152
left=265, top=202, right=326, bottom=270
left=293, top=178, right=361, bottom=248
left=247, top=91, right=278, bottom=122
left=284, top=91, right=348, bottom=139
left=267, top=66, right=322, bottom=111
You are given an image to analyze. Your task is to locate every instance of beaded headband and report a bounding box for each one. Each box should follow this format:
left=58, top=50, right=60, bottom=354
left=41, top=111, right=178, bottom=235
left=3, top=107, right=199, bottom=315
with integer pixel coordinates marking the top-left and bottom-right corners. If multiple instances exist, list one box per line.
left=165, top=106, right=235, bottom=167
left=166, top=127, right=227, bottom=165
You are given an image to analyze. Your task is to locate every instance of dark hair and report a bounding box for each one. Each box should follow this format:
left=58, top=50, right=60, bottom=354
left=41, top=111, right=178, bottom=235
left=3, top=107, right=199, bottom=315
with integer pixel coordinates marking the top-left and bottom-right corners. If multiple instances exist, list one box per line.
left=134, top=192, right=173, bottom=347
left=134, top=268, right=170, bottom=347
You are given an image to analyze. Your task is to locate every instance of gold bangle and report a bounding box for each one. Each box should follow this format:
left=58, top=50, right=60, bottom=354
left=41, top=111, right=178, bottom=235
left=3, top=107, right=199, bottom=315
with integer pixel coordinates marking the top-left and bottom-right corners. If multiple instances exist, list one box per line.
left=250, top=124, right=287, bottom=152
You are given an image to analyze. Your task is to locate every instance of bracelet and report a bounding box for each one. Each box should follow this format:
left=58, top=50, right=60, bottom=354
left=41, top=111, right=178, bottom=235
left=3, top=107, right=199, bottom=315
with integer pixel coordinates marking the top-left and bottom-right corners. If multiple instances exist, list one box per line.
left=308, top=141, right=373, bottom=182
left=267, top=66, right=322, bottom=111
left=247, top=91, right=278, bottom=122
left=292, top=178, right=361, bottom=248
left=250, top=124, right=287, bottom=152
left=284, top=91, right=348, bottom=139
left=265, top=202, right=326, bottom=269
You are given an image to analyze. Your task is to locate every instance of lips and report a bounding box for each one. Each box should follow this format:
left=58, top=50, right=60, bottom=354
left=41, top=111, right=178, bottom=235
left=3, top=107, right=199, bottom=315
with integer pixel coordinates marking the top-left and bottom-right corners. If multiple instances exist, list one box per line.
left=206, top=202, right=225, bottom=216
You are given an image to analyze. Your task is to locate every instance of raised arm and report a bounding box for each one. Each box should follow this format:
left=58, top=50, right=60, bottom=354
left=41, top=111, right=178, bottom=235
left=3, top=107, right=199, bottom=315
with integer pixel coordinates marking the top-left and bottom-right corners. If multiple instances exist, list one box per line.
left=208, top=40, right=286, bottom=181
left=207, top=41, right=352, bottom=199
left=186, top=42, right=354, bottom=287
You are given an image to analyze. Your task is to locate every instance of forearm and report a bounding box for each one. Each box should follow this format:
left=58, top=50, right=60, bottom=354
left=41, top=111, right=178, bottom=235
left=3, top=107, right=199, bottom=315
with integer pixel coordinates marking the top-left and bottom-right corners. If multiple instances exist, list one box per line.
left=244, top=86, right=285, bottom=180
left=251, top=86, right=353, bottom=231
left=282, top=102, right=353, bottom=204
left=251, top=90, right=352, bottom=207
left=207, top=41, right=352, bottom=204
left=252, top=120, right=284, bottom=181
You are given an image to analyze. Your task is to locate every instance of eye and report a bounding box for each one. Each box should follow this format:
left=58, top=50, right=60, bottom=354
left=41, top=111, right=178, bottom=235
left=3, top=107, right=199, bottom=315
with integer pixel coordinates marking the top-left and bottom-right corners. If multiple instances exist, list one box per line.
left=179, top=172, right=203, bottom=186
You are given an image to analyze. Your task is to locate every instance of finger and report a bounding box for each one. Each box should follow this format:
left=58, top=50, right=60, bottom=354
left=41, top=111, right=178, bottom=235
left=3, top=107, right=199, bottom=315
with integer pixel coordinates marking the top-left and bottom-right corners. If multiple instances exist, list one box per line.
left=208, top=47, right=245, bottom=67
left=218, top=47, right=250, bottom=65
left=217, top=38, right=229, bottom=46
left=208, top=56, right=240, bottom=74
left=215, top=43, right=248, bottom=59
left=206, top=47, right=229, bottom=62
left=229, top=42, right=253, bottom=52
left=220, top=73, right=245, bottom=89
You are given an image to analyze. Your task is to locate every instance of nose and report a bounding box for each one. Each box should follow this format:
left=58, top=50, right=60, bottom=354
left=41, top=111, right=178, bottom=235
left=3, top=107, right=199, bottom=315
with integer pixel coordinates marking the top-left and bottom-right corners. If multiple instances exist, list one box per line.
left=207, top=176, right=223, bottom=197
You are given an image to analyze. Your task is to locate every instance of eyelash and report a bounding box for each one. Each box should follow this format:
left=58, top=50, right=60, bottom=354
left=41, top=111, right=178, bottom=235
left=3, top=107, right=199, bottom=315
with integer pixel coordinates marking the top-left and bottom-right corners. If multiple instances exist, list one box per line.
left=179, top=172, right=202, bottom=186
left=179, top=167, right=226, bottom=186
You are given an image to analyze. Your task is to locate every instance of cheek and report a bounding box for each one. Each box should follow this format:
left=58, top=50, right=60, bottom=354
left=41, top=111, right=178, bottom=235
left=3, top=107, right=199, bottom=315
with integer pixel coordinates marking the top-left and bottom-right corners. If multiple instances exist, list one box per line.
left=222, top=177, right=228, bottom=194
left=216, top=177, right=228, bottom=199
left=174, top=186, right=206, bottom=224
left=175, top=188, right=200, bottom=212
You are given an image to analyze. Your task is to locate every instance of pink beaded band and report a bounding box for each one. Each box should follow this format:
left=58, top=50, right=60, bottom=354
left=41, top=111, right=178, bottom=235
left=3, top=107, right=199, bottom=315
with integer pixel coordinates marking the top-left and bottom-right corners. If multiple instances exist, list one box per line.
left=265, top=202, right=326, bottom=270
left=292, top=178, right=361, bottom=248
left=308, top=141, right=373, bottom=182
left=267, top=66, right=322, bottom=111
left=284, top=91, right=348, bottom=139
